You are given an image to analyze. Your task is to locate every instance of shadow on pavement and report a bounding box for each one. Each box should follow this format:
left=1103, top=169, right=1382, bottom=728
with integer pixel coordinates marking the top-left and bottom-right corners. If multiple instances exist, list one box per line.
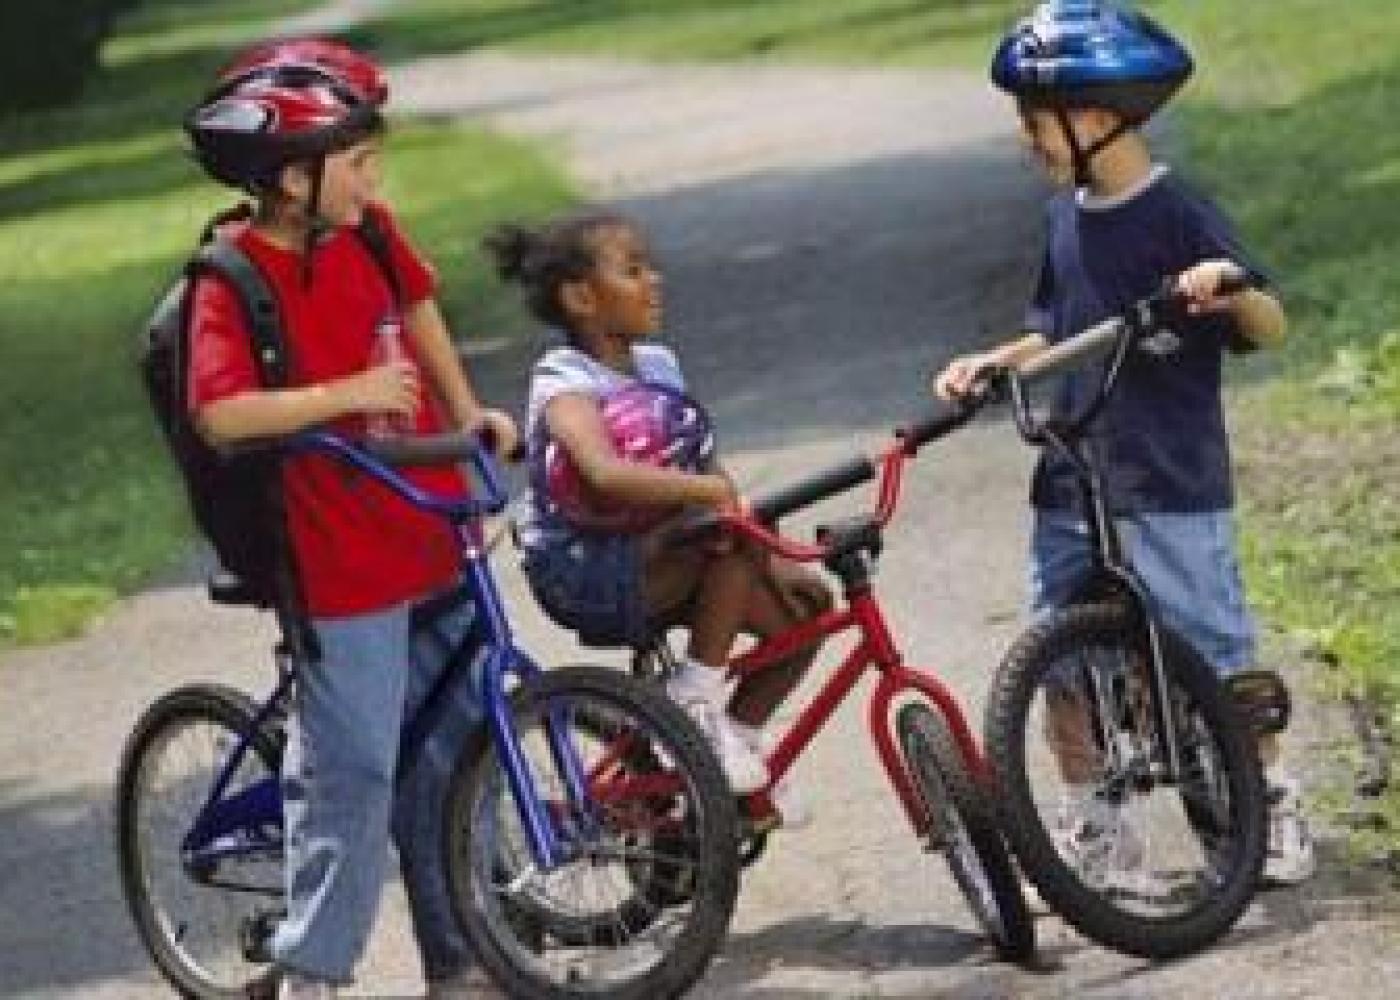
left=0, top=779, right=159, bottom=996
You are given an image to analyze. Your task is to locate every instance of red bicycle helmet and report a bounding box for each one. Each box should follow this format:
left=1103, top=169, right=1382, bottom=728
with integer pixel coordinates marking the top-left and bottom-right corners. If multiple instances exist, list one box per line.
left=215, top=37, right=388, bottom=107
left=185, top=38, right=386, bottom=194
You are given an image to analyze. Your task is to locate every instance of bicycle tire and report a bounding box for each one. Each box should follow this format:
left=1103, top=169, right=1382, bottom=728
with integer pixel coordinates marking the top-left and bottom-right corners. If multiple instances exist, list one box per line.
left=985, top=601, right=1266, bottom=959
left=444, top=665, right=739, bottom=1000
left=896, top=702, right=1036, bottom=964
left=116, top=683, right=284, bottom=999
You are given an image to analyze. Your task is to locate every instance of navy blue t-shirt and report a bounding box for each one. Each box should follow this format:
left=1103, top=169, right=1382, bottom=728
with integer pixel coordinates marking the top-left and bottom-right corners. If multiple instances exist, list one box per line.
left=1025, top=169, right=1263, bottom=515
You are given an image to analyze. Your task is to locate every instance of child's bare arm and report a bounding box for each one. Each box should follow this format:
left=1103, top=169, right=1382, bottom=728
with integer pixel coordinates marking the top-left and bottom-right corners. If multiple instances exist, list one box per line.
left=931, top=332, right=1049, bottom=402
left=404, top=297, right=520, bottom=451
left=545, top=393, right=735, bottom=509
left=195, top=362, right=416, bottom=446
left=1177, top=259, right=1287, bottom=348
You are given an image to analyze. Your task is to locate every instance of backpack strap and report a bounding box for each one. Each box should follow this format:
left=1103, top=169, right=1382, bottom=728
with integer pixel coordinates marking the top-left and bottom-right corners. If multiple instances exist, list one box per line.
left=182, top=237, right=314, bottom=651
left=354, top=209, right=405, bottom=308
left=187, top=241, right=288, bottom=389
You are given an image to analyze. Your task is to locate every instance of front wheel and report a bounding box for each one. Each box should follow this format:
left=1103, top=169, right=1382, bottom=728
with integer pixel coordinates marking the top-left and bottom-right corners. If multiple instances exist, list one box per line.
left=115, top=684, right=285, bottom=998
left=984, top=601, right=1267, bottom=960
left=444, top=666, right=740, bottom=1000
left=896, top=702, right=1035, bottom=964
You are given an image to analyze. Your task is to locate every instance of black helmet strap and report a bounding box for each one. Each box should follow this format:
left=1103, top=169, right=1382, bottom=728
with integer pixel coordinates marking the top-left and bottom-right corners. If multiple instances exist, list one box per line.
left=1056, top=107, right=1135, bottom=188
left=300, top=154, right=328, bottom=288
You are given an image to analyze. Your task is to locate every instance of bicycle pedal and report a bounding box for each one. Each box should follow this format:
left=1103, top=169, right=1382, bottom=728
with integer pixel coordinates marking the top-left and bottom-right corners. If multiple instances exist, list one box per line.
left=739, top=792, right=782, bottom=836
left=238, top=908, right=283, bottom=964
left=923, top=828, right=951, bottom=852
left=1224, top=670, right=1291, bottom=735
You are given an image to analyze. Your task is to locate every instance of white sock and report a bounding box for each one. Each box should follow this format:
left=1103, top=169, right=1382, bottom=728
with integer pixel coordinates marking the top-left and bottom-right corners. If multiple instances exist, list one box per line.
left=729, top=718, right=767, bottom=752
left=668, top=660, right=728, bottom=702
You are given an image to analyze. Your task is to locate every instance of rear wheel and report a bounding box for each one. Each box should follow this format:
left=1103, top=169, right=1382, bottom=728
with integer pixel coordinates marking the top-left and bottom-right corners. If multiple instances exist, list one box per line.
left=116, top=684, right=284, bottom=998
left=896, top=702, right=1035, bottom=963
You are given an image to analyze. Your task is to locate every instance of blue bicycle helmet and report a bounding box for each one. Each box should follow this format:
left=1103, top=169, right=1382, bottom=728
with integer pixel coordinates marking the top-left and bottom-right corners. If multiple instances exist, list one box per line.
left=991, top=2, right=1193, bottom=183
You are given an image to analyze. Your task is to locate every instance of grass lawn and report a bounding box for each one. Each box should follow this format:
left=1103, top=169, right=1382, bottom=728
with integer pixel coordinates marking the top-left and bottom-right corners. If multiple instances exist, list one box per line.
left=352, top=0, right=1026, bottom=67
left=1167, top=0, right=1400, bottom=839
left=0, top=1, right=574, bottom=644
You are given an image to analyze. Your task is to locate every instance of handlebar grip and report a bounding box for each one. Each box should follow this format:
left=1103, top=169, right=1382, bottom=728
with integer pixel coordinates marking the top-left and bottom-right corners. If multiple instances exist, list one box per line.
left=1216, top=270, right=1257, bottom=297
left=751, top=455, right=876, bottom=524
left=362, top=431, right=483, bottom=467
left=1017, top=316, right=1124, bottom=384
left=900, top=400, right=979, bottom=452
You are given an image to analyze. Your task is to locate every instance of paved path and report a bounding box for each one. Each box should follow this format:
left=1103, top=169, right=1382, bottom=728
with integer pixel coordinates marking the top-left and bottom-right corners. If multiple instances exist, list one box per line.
left=2, top=36, right=1396, bottom=1000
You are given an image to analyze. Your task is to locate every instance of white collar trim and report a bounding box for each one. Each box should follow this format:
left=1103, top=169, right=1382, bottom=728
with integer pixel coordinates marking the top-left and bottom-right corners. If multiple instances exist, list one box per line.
left=1077, top=164, right=1171, bottom=211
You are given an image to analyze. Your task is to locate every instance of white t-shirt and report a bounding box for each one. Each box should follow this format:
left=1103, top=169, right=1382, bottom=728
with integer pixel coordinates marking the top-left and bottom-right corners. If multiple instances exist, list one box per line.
left=519, top=342, right=687, bottom=546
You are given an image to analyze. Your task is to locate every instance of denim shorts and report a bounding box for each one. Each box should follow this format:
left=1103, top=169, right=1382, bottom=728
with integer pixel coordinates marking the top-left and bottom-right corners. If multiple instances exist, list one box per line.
left=1029, top=508, right=1258, bottom=675
left=522, top=533, right=650, bottom=646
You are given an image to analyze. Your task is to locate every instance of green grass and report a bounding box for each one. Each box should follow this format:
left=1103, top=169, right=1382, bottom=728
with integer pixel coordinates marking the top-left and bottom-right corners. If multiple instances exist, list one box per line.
left=352, top=0, right=1025, bottom=67
left=0, top=2, right=574, bottom=645
left=1154, top=0, right=1400, bottom=841
left=1168, top=7, right=1400, bottom=632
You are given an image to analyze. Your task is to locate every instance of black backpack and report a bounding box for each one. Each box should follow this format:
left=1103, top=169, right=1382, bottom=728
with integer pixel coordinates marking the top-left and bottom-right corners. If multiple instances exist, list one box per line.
left=140, top=207, right=401, bottom=609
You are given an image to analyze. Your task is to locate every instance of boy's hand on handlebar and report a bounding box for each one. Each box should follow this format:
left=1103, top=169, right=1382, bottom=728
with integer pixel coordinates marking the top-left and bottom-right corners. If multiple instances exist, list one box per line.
left=1176, top=260, right=1249, bottom=316
left=932, top=351, right=1001, bottom=402
left=343, top=360, right=420, bottom=419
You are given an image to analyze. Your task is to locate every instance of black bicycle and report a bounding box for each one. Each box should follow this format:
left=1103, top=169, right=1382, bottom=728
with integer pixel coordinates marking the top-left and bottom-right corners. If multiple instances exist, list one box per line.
left=966, top=273, right=1278, bottom=959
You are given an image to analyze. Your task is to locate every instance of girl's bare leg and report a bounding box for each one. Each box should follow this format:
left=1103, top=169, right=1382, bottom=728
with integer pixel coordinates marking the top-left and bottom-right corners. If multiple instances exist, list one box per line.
left=729, top=559, right=831, bottom=726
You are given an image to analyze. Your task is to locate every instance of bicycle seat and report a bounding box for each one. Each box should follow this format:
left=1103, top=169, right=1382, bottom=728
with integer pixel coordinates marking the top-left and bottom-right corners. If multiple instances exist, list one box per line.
left=814, top=514, right=883, bottom=560
left=206, top=571, right=264, bottom=608
left=568, top=603, right=691, bottom=657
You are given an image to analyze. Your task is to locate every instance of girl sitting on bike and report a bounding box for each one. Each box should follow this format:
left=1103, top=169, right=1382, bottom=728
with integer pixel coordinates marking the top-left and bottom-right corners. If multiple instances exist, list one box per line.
left=486, top=209, right=830, bottom=815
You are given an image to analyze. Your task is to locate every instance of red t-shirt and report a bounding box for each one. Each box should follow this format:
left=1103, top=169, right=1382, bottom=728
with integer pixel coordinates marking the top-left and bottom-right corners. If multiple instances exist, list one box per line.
left=187, top=205, right=467, bottom=617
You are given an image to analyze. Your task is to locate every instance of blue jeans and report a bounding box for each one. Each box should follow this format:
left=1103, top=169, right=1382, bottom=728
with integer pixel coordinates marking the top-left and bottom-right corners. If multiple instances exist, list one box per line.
left=1029, top=508, right=1258, bottom=674
left=271, top=588, right=483, bottom=984
left=522, top=532, right=649, bottom=646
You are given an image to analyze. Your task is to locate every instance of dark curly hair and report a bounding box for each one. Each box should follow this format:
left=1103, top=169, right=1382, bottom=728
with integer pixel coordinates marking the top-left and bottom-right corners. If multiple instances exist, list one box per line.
left=482, top=208, right=633, bottom=333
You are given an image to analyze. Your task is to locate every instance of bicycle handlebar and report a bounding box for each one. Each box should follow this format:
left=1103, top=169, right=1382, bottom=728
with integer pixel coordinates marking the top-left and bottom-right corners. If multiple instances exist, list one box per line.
left=663, top=271, right=1262, bottom=563
left=999, top=269, right=1261, bottom=446
left=288, top=429, right=511, bottom=522
left=660, top=399, right=976, bottom=561
left=1017, top=270, right=1257, bottom=384
left=750, top=455, right=878, bottom=525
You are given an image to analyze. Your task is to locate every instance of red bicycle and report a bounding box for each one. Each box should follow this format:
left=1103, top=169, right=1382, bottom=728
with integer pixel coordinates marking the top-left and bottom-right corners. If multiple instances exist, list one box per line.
left=594, top=406, right=1036, bottom=964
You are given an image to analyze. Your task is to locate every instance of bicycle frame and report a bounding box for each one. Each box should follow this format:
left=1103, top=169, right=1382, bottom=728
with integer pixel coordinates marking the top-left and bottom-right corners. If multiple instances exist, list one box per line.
left=180, top=432, right=589, bottom=878
left=1037, top=424, right=1186, bottom=784
left=1003, top=296, right=1198, bottom=785
left=730, top=593, right=987, bottom=836
left=694, top=435, right=989, bottom=839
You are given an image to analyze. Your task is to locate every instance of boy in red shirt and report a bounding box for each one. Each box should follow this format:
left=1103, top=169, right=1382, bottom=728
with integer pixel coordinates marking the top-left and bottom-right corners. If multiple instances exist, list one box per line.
left=184, top=40, right=515, bottom=999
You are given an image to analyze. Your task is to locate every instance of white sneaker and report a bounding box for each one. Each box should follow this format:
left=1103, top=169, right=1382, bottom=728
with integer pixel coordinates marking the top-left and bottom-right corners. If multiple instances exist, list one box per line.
left=732, top=720, right=812, bottom=829
left=1051, top=789, right=1147, bottom=893
left=1262, top=775, right=1316, bottom=887
left=666, top=671, right=769, bottom=794
left=277, top=973, right=336, bottom=1000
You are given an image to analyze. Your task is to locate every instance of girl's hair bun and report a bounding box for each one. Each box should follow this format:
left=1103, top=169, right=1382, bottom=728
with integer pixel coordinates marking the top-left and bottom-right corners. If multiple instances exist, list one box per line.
left=482, top=222, right=540, bottom=284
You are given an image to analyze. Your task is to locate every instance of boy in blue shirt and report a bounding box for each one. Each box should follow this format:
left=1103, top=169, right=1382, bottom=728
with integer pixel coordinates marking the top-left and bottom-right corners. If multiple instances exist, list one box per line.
left=933, top=1, right=1312, bottom=887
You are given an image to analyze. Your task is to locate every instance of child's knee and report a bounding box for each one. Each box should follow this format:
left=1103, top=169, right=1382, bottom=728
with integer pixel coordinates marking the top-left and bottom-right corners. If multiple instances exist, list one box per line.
left=796, top=578, right=833, bottom=621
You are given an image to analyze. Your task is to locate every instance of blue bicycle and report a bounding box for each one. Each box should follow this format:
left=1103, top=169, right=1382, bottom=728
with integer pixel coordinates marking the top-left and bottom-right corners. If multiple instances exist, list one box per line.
left=115, top=431, right=740, bottom=999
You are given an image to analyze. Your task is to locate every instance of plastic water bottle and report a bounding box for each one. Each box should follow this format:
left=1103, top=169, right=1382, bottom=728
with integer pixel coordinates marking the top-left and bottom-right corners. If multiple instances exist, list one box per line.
left=366, top=311, right=415, bottom=438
